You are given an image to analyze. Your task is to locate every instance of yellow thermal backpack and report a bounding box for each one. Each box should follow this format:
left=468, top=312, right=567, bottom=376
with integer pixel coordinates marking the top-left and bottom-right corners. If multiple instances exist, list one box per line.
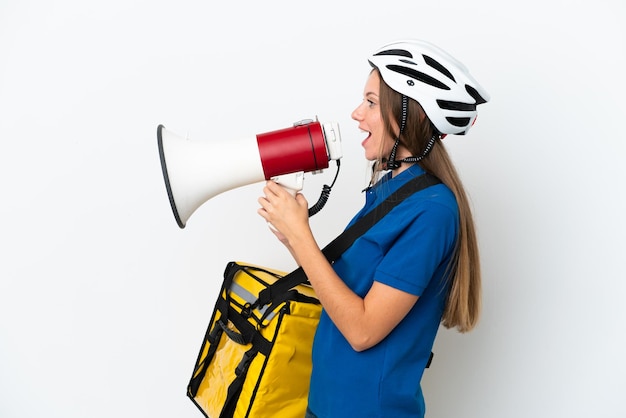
left=187, top=261, right=320, bottom=418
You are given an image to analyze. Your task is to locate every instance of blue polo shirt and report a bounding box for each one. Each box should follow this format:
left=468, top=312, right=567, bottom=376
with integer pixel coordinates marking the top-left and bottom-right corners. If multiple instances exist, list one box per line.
left=308, top=165, right=459, bottom=418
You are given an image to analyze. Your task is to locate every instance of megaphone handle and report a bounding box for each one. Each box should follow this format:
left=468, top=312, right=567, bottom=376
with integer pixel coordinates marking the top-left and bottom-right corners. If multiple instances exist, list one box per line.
left=267, top=172, right=304, bottom=232
left=271, top=172, right=304, bottom=196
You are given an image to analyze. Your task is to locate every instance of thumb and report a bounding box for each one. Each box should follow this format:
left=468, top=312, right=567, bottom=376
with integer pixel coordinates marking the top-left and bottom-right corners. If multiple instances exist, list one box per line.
left=295, top=192, right=309, bottom=207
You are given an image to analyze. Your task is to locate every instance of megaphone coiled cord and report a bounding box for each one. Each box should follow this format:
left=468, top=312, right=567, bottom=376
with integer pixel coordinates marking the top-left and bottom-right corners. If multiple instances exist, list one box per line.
left=308, top=160, right=341, bottom=217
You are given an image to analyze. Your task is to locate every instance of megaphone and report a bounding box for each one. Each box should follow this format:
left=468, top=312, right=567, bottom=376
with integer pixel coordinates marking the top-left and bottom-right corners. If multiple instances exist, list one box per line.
left=157, top=118, right=342, bottom=228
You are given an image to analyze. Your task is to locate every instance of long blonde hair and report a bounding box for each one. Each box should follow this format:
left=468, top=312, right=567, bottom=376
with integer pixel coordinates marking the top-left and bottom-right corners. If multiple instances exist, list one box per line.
left=377, top=69, right=481, bottom=333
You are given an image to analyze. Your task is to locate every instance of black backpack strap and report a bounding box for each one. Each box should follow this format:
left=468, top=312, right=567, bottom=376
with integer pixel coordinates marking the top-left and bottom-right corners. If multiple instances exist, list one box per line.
left=256, top=173, right=441, bottom=307
left=426, top=351, right=434, bottom=368
left=321, top=172, right=441, bottom=261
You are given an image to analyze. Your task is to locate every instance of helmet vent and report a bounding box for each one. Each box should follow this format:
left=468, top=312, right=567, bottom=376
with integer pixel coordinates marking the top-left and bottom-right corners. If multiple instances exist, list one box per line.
left=465, top=85, right=488, bottom=105
left=374, top=48, right=413, bottom=58
left=386, top=65, right=450, bottom=90
left=423, top=55, right=455, bottom=82
left=437, top=100, right=476, bottom=112
left=446, top=117, right=471, bottom=127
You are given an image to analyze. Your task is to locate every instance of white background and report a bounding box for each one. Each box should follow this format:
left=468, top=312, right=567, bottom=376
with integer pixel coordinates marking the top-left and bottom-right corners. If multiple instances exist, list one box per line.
left=1, top=1, right=625, bottom=417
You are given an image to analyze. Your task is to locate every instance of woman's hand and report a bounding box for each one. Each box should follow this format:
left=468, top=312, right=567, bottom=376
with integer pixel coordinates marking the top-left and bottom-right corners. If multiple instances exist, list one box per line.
left=257, top=180, right=311, bottom=247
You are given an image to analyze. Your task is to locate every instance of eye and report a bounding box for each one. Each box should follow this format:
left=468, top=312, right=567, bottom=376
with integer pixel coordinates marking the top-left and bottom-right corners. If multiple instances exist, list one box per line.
left=367, top=99, right=376, bottom=107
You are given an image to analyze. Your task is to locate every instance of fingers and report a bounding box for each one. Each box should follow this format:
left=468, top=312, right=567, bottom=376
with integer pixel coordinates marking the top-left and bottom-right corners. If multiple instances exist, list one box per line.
left=258, top=181, right=308, bottom=231
left=257, top=181, right=282, bottom=224
left=263, top=180, right=283, bottom=198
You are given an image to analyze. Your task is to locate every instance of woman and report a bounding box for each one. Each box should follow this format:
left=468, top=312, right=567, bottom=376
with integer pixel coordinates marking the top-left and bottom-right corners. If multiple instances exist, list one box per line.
left=258, top=40, right=489, bottom=418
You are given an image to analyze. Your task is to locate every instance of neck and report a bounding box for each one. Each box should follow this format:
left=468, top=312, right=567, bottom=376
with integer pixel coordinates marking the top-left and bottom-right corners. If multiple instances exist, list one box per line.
left=388, top=148, right=415, bottom=177
left=391, top=160, right=416, bottom=177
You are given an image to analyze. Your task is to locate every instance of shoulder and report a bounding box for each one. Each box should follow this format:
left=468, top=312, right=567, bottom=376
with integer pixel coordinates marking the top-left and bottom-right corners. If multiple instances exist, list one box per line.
left=370, top=181, right=458, bottom=252
left=400, top=182, right=458, bottom=224
left=384, top=168, right=458, bottom=216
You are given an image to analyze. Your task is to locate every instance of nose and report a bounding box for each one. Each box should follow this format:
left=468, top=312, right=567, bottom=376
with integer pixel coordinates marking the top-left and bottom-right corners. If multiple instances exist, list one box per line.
left=351, top=102, right=364, bottom=121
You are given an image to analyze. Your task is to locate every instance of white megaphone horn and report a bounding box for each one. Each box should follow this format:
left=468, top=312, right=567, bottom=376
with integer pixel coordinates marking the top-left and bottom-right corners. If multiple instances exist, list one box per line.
left=157, top=118, right=342, bottom=228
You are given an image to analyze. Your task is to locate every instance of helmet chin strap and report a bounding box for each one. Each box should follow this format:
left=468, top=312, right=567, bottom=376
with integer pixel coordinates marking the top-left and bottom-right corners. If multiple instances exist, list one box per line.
left=385, top=94, right=437, bottom=170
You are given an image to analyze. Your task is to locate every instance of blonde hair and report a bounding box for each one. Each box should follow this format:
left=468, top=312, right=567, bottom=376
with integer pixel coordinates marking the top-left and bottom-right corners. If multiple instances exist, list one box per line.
left=376, top=69, right=481, bottom=332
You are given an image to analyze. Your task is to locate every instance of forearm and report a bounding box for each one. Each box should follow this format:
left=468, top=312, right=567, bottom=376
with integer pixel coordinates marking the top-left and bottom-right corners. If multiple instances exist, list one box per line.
left=288, top=232, right=374, bottom=351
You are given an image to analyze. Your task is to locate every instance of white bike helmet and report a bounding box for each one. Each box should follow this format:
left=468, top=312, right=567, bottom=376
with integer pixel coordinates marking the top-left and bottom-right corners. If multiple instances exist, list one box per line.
left=369, top=40, right=490, bottom=136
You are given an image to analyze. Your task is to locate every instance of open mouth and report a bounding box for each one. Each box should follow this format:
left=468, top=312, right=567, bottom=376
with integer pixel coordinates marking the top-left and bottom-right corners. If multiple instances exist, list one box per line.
left=360, top=129, right=371, bottom=146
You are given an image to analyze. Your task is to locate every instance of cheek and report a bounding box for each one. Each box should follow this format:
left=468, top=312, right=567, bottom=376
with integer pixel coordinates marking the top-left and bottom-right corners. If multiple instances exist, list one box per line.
left=379, top=137, right=396, bottom=156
